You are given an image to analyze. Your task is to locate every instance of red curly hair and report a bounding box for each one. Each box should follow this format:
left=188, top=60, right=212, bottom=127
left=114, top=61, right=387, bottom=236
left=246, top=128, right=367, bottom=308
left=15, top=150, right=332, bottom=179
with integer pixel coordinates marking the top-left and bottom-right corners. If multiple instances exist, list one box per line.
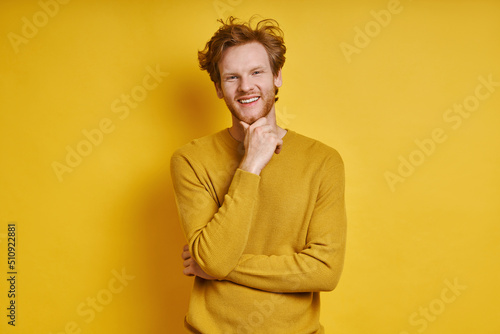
left=198, top=16, right=286, bottom=102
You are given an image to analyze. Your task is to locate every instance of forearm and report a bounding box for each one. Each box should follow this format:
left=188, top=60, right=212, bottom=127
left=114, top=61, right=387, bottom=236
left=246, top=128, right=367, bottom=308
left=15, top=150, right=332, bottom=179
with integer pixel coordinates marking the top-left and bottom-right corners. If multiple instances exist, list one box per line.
left=172, top=155, right=260, bottom=278
left=188, top=169, right=259, bottom=277
left=225, top=236, right=345, bottom=293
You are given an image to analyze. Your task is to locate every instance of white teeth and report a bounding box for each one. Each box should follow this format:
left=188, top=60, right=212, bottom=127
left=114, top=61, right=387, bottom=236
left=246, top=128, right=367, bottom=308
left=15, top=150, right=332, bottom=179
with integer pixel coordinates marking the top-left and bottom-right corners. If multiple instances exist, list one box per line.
left=239, top=97, right=259, bottom=104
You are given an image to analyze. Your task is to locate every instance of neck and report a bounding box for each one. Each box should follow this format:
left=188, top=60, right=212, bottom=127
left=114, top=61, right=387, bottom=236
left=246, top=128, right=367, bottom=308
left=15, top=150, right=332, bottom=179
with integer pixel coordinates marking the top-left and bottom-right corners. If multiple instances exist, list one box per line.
left=228, top=106, right=286, bottom=142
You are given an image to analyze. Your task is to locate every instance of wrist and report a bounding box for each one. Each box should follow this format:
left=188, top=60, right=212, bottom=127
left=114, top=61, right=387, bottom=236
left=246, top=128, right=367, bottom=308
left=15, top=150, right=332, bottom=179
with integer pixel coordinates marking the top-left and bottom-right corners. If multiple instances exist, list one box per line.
left=239, top=159, right=262, bottom=175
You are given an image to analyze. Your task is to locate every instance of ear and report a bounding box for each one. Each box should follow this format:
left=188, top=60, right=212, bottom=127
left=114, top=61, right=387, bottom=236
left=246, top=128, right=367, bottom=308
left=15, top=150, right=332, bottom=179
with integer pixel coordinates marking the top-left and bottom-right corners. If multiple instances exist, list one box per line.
left=274, top=69, right=283, bottom=88
left=215, top=82, right=224, bottom=99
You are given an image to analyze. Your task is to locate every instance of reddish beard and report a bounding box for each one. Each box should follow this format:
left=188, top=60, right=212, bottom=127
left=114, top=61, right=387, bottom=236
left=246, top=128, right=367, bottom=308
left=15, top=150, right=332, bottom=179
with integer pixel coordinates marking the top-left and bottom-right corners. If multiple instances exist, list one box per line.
left=224, top=87, right=276, bottom=124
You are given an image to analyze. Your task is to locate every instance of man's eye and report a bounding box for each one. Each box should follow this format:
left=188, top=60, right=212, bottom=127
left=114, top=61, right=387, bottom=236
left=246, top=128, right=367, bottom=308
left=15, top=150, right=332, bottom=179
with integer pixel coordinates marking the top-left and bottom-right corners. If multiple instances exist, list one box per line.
left=226, top=76, right=237, bottom=81
left=253, top=71, right=261, bottom=75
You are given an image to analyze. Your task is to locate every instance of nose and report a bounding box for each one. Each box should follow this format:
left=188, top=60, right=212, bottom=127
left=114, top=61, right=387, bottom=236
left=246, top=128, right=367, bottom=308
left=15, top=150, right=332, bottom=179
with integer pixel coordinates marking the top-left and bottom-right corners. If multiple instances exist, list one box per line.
left=238, top=75, right=252, bottom=92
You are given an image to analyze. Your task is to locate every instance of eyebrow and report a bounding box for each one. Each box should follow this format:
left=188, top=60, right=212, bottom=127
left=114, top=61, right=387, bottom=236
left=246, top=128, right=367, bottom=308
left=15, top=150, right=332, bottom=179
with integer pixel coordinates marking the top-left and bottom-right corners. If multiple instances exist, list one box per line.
left=249, top=66, right=265, bottom=72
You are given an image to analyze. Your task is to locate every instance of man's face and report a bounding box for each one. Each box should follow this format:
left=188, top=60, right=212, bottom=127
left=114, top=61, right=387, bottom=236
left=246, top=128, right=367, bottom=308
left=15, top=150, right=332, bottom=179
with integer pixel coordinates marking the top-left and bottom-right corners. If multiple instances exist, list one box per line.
left=215, top=42, right=282, bottom=125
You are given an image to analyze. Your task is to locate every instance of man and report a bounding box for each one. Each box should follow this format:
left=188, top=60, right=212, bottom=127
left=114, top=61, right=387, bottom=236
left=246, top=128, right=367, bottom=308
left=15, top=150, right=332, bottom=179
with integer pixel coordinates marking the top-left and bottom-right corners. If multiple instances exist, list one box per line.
left=170, top=16, right=346, bottom=333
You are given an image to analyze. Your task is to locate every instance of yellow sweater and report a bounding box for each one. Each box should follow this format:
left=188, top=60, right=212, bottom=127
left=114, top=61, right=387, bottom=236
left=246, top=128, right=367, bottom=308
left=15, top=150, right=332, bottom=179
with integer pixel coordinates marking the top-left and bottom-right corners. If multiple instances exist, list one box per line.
left=170, top=129, right=346, bottom=334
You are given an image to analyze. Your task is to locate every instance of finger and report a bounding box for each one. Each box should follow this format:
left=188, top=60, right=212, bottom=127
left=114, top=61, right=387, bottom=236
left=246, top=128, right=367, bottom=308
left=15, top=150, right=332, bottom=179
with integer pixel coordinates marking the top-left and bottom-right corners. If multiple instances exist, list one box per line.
left=183, top=259, right=192, bottom=268
left=240, top=121, right=250, bottom=131
left=181, top=250, right=191, bottom=260
left=249, top=117, right=267, bottom=129
left=182, top=245, right=189, bottom=258
left=183, top=267, right=194, bottom=277
left=275, top=139, right=283, bottom=154
left=253, top=124, right=274, bottom=134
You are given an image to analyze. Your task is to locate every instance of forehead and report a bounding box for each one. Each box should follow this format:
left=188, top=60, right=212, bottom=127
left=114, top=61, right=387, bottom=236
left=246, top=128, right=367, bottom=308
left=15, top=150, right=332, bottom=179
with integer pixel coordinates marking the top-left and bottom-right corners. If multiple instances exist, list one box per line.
left=218, top=42, right=271, bottom=74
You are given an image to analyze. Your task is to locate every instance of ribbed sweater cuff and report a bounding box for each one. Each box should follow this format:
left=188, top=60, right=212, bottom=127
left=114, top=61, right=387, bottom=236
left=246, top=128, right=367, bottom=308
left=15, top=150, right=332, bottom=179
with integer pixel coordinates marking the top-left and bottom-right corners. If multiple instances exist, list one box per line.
left=228, top=168, right=260, bottom=198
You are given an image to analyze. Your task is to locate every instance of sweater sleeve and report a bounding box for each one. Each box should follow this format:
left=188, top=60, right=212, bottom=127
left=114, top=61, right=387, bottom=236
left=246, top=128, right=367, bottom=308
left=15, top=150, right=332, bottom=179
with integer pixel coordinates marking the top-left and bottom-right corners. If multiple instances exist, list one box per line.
left=224, top=153, right=347, bottom=293
left=170, top=152, right=260, bottom=278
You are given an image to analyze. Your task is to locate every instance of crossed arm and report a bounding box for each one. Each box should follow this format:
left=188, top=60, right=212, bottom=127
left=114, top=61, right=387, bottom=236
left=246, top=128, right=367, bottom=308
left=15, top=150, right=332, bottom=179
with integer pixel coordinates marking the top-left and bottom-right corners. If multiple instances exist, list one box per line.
left=178, top=163, right=346, bottom=292
left=182, top=244, right=216, bottom=280
left=172, top=118, right=346, bottom=293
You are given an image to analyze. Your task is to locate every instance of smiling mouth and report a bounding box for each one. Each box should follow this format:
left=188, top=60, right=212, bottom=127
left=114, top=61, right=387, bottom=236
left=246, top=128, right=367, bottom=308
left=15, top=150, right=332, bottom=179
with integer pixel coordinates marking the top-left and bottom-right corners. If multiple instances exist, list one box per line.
left=238, top=97, right=260, bottom=104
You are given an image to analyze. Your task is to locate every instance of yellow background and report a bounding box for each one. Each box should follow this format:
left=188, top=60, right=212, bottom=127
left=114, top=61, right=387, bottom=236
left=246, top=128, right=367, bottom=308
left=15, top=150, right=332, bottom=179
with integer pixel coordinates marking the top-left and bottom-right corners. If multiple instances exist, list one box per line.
left=1, top=0, right=499, bottom=333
